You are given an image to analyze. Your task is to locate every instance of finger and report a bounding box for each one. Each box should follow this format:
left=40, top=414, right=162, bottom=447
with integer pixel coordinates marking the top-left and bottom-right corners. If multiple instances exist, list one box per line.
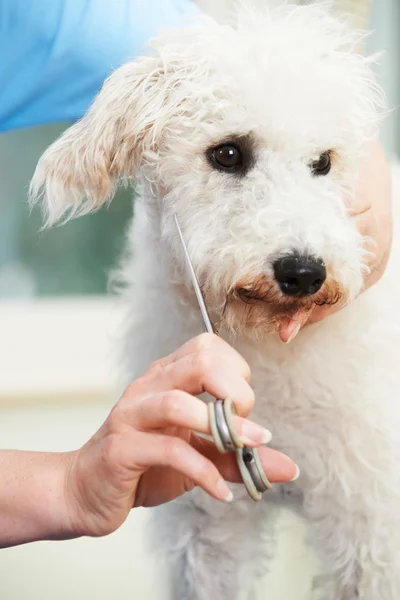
left=307, top=301, right=341, bottom=326
left=354, top=206, right=392, bottom=286
left=346, top=141, right=391, bottom=222
left=134, top=336, right=255, bottom=417
left=131, top=390, right=271, bottom=447
left=348, top=140, right=392, bottom=287
left=191, top=434, right=299, bottom=484
left=160, top=333, right=251, bottom=383
left=127, top=431, right=233, bottom=502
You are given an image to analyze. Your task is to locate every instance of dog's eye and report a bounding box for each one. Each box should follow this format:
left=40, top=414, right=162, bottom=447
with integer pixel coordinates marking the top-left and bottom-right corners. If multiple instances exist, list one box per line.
left=206, top=135, right=255, bottom=176
left=310, top=152, right=331, bottom=176
left=210, top=144, right=243, bottom=171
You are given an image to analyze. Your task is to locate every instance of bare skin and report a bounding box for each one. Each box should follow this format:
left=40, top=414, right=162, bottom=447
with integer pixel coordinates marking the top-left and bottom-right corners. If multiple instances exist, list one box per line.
left=0, top=334, right=297, bottom=549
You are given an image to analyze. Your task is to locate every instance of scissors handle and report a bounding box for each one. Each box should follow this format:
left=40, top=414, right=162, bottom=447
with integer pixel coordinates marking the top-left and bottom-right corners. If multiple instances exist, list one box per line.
left=208, top=398, right=272, bottom=502
left=236, top=447, right=272, bottom=502
left=208, top=398, right=243, bottom=453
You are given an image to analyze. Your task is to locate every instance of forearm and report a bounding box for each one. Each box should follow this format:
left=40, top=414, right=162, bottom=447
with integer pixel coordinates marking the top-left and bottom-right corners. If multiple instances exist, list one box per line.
left=0, top=450, right=76, bottom=548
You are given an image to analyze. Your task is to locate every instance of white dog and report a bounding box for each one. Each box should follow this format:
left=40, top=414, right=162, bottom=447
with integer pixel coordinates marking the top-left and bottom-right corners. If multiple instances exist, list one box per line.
left=30, top=2, right=400, bottom=598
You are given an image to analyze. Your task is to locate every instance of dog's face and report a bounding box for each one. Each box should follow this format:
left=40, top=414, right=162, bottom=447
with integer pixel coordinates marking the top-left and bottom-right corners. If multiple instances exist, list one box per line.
left=31, top=4, right=383, bottom=338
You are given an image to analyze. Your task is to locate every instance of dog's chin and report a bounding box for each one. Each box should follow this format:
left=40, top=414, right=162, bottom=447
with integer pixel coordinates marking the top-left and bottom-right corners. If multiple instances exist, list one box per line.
left=214, top=277, right=346, bottom=338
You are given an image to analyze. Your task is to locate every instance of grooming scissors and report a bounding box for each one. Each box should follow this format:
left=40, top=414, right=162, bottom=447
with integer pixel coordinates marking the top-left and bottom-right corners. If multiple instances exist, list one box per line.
left=174, top=214, right=271, bottom=502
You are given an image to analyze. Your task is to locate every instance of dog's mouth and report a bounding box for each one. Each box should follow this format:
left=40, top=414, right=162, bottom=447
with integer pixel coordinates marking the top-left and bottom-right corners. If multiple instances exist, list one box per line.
left=215, top=274, right=344, bottom=341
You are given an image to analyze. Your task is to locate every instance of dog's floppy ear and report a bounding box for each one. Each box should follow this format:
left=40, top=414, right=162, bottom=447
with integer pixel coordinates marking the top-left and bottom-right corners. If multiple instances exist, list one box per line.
left=30, top=56, right=174, bottom=225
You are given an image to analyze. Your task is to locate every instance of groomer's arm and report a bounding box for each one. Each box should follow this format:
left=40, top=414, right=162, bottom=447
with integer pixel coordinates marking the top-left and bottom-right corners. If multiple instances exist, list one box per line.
left=0, top=0, right=199, bottom=131
left=0, top=334, right=298, bottom=549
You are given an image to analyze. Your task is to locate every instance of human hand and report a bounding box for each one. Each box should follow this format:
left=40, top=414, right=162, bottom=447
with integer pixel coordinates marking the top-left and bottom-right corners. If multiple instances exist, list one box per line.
left=310, top=140, right=392, bottom=325
left=64, top=334, right=297, bottom=538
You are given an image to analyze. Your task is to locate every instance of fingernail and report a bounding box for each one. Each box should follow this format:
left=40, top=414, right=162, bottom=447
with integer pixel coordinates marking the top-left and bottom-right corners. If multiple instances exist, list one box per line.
left=216, top=479, right=234, bottom=502
left=290, top=464, right=300, bottom=482
left=240, top=423, right=272, bottom=445
left=286, top=323, right=301, bottom=344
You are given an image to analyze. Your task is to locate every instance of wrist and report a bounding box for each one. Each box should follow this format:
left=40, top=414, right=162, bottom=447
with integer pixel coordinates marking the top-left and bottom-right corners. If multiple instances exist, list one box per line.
left=23, top=450, right=82, bottom=542
left=0, top=450, right=81, bottom=547
left=61, top=448, right=95, bottom=539
left=45, top=451, right=84, bottom=541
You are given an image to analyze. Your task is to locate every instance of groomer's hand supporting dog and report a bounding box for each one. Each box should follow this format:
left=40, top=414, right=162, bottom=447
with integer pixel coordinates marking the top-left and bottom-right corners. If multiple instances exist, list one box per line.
left=309, top=139, right=392, bottom=325
left=0, top=333, right=298, bottom=548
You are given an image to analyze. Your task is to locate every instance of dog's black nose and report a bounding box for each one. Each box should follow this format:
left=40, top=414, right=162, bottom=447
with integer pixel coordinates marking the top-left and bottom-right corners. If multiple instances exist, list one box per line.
left=273, top=254, right=326, bottom=297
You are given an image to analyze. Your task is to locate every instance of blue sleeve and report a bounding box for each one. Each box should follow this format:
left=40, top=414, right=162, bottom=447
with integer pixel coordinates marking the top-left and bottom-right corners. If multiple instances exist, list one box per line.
left=0, top=0, right=199, bottom=132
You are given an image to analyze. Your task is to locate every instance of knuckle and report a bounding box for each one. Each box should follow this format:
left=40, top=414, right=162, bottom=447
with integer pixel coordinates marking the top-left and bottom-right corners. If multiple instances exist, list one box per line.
left=123, top=378, right=144, bottom=401
left=193, top=332, right=218, bottom=353
left=121, top=382, right=134, bottom=401
left=241, top=385, right=256, bottom=412
left=192, top=350, right=213, bottom=379
left=163, top=437, right=184, bottom=463
left=194, top=334, right=251, bottom=381
left=241, top=360, right=252, bottom=383
left=233, top=384, right=255, bottom=417
left=133, top=359, right=168, bottom=390
left=158, top=391, right=183, bottom=421
left=145, top=358, right=166, bottom=379
left=247, top=385, right=256, bottom=406
left=247, top=387, right=256, bottom=410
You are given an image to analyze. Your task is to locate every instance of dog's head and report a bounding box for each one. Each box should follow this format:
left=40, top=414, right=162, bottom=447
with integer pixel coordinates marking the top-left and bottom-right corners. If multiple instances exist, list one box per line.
left=30, top=3, right=384, bottom=338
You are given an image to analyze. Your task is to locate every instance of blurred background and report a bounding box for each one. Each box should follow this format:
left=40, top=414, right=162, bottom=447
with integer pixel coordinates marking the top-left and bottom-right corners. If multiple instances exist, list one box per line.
left=0, top=1, right=398, bottom=599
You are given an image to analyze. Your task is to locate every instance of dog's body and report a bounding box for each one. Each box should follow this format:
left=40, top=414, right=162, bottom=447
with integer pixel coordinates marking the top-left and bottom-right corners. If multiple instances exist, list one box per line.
left=121, top=164, right=400, bottom=600
left=30, top=2, right=400, bottom=598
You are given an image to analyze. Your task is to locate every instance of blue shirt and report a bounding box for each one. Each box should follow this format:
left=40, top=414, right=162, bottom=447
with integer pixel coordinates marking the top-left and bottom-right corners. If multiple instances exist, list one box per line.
left=0, top=0, right=199, bottom=132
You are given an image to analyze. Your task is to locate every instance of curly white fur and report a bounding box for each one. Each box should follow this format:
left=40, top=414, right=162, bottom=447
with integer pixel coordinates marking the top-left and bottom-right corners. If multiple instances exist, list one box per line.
left=30, top=2, right=400, bottom=599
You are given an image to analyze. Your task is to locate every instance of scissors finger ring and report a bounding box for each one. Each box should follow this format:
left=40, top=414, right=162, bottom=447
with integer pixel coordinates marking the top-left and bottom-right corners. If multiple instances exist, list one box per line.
left=208, top=397, right=243, bottom=453
left=208, top=397, right=272, bottom=501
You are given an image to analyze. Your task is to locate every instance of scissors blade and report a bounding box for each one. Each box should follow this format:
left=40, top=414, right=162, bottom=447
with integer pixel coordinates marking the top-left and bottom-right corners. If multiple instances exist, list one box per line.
left=174, top=214, right=216, bottom=335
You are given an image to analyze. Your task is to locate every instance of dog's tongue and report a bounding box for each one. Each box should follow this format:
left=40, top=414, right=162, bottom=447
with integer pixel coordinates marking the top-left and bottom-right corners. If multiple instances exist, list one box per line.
left=279, top=307, right=313, bottom=344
